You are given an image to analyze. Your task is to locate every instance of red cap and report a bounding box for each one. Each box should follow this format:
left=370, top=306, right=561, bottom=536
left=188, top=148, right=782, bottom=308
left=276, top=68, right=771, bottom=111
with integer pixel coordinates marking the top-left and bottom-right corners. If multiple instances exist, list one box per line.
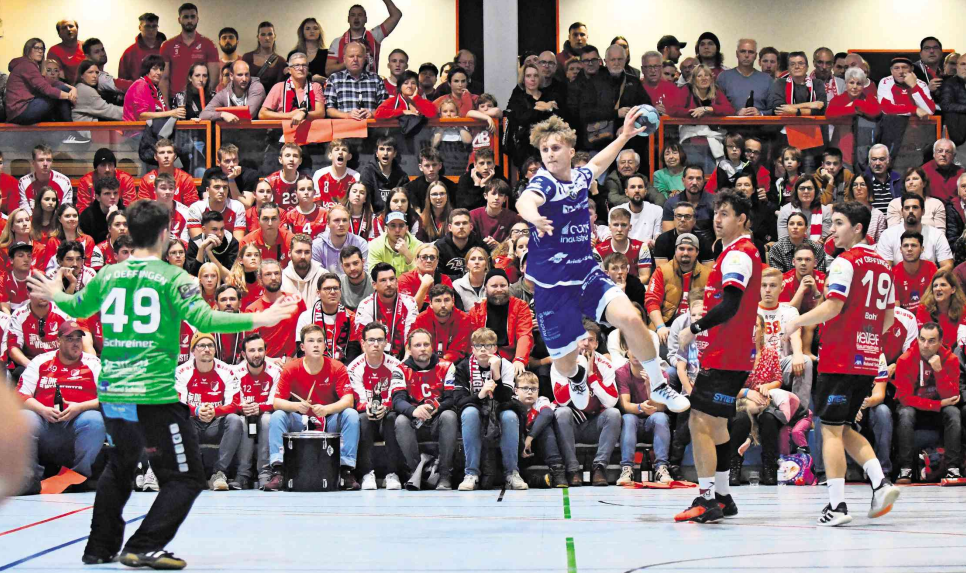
left=58, top=320, right=83, bottom=337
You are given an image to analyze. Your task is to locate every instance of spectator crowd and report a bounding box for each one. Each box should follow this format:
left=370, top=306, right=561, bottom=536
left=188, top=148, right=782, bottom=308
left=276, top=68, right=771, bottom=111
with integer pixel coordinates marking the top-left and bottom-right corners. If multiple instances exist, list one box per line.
left=8, top=3, right=966, bottom=495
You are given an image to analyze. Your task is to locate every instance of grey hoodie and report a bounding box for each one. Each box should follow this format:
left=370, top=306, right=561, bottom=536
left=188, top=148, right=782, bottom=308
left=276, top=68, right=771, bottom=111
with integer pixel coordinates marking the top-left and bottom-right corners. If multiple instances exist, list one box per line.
left=311, top=229, right=369, bottom=276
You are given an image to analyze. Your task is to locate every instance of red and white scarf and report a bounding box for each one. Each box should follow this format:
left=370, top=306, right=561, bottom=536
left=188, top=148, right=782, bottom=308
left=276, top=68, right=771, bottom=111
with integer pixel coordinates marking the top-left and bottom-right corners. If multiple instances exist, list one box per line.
left=785, top=76, right=815, bottom=104
left=282, top=77, right=315, bottom=113
left=807, top=209, right=824, bottom=242
left=143, top=76, right=168, bottom=112
left=310, top=301, right=352, bottom=360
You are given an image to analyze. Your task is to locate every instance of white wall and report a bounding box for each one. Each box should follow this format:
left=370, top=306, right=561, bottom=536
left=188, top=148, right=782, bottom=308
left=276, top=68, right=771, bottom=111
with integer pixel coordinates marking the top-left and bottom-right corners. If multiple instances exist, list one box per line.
left=558, top=0, right=963, bottom=66
left=0, top=0, right=456, bottom=79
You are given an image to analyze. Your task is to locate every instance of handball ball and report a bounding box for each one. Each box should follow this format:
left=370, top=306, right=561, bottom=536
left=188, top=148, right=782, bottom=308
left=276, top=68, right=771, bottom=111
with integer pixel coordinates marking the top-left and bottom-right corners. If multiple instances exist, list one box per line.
left=633, top=105, right=661, bottom=137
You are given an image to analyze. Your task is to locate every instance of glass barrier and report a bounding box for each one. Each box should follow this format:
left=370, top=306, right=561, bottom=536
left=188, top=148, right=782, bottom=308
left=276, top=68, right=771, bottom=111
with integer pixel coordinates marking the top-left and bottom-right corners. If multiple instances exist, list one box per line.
left=651, top=116, right=942, bottom=182
left=216, top=118, right=498, bottom=184
left=0, top=121, right=211, bottom=183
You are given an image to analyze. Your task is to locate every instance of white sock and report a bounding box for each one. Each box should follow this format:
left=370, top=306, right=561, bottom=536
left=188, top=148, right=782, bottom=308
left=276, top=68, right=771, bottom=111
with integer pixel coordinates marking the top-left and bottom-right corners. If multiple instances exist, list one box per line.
left=552, top=362, right=578, bottom=380
left=863, top=459, right=885, bottom=488
left=715, top=471, right=730, bottom=496
left=641, top=358, right=665, bottom=390
left=827, top=478, right=845, bottom=508
left=698, top=477, right=715, bottom=500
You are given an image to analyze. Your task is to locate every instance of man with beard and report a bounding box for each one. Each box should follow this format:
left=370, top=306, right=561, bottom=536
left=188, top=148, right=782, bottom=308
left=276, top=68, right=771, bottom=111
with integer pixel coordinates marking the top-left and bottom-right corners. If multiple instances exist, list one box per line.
left=877, top=194, right=953, bottom=271
left=653, top=202, right=715, bottom=265
left=578, top=44, right=650, bottom=152
left=622, top=173, right=664, bottom=245
left=230, top=333, right=282, bottom=490
left=812, top=47, right=844, bottom=100
left=313, top=205, right=368, bottom=275
left=353, top=263, right=418, bottom=358
left=200, top=60, right=266, bottom=123
left=596, top=205, right=653, bottom=282
left=218, top=27, right=240, bottom=65
left=214, top=285, right=246, bottom=365
left=604, top=150, right=665, bottom=211
left=339, top=246, right=373, bottom=310
left=468, top=269, right=533, bottom=378
left=661, top=165, right=715, bottom=245
left=394, top=328, right=460, bottom=490
left=47, top=241, right=96, bottom=296
left=295, top=273, right=361, bottom=363
left=186, top=211, right=238, bottom=278
left=645, top=234, right=710, bottom=351
left=245, top=259, right=307, bottom=361
left=435, top=210, right=486, bottom=280
left=282, top=234, right=326, bottom=310
left=158, top=3, right=220, bottom=101
left=556, top=22, right=589, bottom=78
left=694, top=32, right=725, bottom=78
left=411, top=284, right=472, bottom=364
left=368, top=212, right=422, bottom=276
left=657, top=35, right=685, bottom=64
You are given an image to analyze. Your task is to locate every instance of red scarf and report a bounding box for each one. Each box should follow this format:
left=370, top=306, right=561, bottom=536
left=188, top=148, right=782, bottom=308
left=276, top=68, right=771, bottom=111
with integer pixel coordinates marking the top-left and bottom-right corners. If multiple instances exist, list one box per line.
left=310, top=301, right=352, bottom=360
left=143, top=76, right=168, bottom=112
left=785, top=76, right=815, bottom=104
left=283, top=77, right=315, bottom=113
left=808, top=210, right=824, bottom=241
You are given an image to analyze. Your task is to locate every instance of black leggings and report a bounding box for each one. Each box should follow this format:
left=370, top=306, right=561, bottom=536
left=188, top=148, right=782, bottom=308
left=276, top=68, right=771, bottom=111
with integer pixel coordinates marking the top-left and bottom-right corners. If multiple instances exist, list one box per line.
left=730, top=411, right=782, bottom=460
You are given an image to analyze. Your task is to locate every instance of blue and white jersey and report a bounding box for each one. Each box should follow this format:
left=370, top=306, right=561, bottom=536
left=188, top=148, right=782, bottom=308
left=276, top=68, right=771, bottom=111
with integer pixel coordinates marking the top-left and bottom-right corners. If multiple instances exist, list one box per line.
left=523, top=167, right=598, bottom=287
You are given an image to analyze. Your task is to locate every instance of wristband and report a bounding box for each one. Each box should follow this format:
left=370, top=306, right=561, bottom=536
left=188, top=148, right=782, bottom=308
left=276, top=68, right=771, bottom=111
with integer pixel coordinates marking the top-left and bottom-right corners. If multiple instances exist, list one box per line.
left=638, top=403, right=644, bottom=414
left=690, top=322, right=702, bottom=335
left=796, top=108, right=802, bottom=116
left=656, top=323, right=666, bottom=330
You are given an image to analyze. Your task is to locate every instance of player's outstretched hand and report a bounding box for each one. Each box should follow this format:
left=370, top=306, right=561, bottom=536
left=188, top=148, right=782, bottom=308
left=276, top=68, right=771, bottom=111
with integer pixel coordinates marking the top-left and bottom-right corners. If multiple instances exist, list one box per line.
left=252, top=297, right=300, bottom=328
left=27, top=269, right=64, bottom=302
left=531, top=216, right=554, bottom=237
left=622, top=106, right=647, bottom=139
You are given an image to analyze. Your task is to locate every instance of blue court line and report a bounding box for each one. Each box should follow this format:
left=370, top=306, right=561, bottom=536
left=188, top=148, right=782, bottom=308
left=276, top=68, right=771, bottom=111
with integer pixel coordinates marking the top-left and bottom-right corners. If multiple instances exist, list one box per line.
left=0, top=514, right=146, bottom=571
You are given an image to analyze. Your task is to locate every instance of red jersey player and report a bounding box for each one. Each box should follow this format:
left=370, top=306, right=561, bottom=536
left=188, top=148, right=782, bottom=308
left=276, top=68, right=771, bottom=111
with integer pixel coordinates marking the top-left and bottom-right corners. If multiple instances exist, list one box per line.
left=281, top=176, right=328, bottom=238
left=263, top=325, right=359, bottom=491
left=891, top=232, right=936, bottom=313
left=676, top=190, right=761, bottom=524
left=785, top=201, right=900, bottom=527
left=395, top=328, right=459, bottom=490
left=264, top=143, right=303, bottom=212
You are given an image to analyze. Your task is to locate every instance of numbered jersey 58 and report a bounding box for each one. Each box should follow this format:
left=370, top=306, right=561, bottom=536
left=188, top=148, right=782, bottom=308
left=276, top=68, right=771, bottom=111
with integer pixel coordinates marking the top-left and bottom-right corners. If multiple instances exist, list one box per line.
left=819, top=244, right=895, bottom=376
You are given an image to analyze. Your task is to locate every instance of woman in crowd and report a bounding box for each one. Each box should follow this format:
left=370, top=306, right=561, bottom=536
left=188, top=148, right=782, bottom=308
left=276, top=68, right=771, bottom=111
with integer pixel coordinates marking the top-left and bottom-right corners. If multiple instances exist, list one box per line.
left=666, top=64, right=734, bottom=118
left=72, top=60, right=123, bottom=122
left=172, top=62, right=213, bottom=121
left=506, top=62, right=560, bottom=168
left=123, top=55, right=182, bottom=121
left=397, top=243, right=453, bottom=309
left=241, top=21, right=287, bottom=91
left=492, top=233, right=528, bottom=284
left=434, top=66, right=478, bottom=116
left=0, top=208, right=38, bottom=271
left=886, top=167, right=946, bottom=231
left=417, top=181, right=452, bottom=242
left=452, top=246, right=489, bottom=310
left=653, top=142, right=687, bottom=198
left=5, top=38, right=74, bottom=124
left=917, top=269, right=966, bottom=349
left=341, top=182, right=381, bottom=240
left=30, top=187, right=59, bottom=243
left=734, top=171, right=778, bottom=246
left=163, top=238, right=187, bottom=269
left=512, top=156, right=542, bottom=202
left=197, top=262, right=221, bottom=308
left=289, top=17, right=327, bottom=83
left=767, top=211, right=828, bottom=273
left=44, top=203, right=94, bottom=270
left=778, top=178, right=831, bottom=242
left=827, top=67, right=881, bottom=118
left=246, top=180, right=274, bottom=234
left=843, top=174, right=887, bottom=242
left=381, top=188, right=421, bottom=236
left=226, top=242, right=263, bottom=310
left=374, top=70, right=437, bottom=119
left=774, top=146, right=803, bottom=206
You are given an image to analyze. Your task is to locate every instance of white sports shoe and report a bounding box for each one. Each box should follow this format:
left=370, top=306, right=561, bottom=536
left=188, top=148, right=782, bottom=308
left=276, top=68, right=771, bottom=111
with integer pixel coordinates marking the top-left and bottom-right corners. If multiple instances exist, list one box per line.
left=458, top=474, right=479, bottom=491
left=616, top=466, right=634, bottom=486
left=384, top=473, right=402, bottom=490
left=650, top=382, right=690, bottom=413
left=505, top=471, right=528, bottom=490
left=360, top=470, right=378, bottom=490
left=655, top=465, right=673, bottom=484
left=142, top=468, right=159, bottom=492
left=818, top=502, right=852, bottom=526
left=868, top=479, right=900, bottom=518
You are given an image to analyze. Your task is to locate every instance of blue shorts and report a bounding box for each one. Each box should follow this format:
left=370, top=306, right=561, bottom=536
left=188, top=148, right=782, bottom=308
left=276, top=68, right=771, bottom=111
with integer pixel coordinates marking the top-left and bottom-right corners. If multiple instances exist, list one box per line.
left=533, top=266, right=625, bottom=359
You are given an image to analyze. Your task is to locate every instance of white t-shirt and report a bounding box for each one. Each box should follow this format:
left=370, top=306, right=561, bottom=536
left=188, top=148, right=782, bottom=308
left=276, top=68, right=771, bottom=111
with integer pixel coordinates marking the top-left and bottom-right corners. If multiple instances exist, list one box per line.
left=875, top=224, right=952, bottom=266
left=757, top=303, right=799, bottom=359
left=627, top=202, right=664, bottom=243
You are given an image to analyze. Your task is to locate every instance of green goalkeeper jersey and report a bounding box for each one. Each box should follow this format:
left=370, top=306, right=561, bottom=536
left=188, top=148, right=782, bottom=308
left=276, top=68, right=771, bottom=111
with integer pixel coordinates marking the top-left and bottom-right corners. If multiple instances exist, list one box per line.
left=52, top=257, right=255, bottom=405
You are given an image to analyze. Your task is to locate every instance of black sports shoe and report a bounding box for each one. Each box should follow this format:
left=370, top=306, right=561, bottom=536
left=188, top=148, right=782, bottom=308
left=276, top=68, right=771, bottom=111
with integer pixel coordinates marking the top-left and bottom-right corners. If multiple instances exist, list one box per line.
left=118, top=550, right=187, bottom=570
left=82, top=553, right=116, bottom=564
left=674, top=495, right=724, bottom=523
left=341, top=468, right=361, bottom=491
left=715, top=493, right=738, bottom=517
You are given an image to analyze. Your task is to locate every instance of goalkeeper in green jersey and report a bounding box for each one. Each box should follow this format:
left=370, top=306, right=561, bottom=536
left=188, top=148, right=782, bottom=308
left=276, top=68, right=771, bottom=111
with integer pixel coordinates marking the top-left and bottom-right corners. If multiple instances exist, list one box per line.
left=28, top=200, right=297, bottom=570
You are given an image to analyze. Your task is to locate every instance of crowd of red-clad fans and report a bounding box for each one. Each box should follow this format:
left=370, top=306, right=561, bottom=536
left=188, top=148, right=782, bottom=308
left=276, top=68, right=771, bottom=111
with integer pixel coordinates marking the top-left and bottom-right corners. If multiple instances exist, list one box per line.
left=7, top=1, right=966, bottom=495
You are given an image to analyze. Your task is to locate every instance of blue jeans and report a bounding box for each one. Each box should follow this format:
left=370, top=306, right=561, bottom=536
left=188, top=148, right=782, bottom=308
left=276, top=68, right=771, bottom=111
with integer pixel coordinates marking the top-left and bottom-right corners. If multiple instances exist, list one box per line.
left=25, top=409, right=106, bottom=480
left=554, top=407, right=621, bottom=473
left=460, top=406, right=520, bottom=477
left=9, top=95, right=72, bottom=125
left=620, top=412, right=670, bottom=468
left=268, top=409, right=360, bottom=468
left=868, top=403, right=894, bottom=475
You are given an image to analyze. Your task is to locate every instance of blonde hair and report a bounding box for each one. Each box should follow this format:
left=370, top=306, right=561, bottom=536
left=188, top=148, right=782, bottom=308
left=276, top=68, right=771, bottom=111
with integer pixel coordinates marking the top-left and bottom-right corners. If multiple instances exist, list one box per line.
left=762, top=267, right=783, bottom=282
left=471, top=327, right=498, bottom=345
left=529, top=115, right=577, bottom=149
left=438, top=98, right=460, bottom=116
left=226, top=242, right=261, bottom=297
left=688, top=64, right=718, bottom=101
left=464, top=246, right=490, bottom=273
left=515, top=371, right=539, bottom=389
left=517, top=63, right=540, bottom=89
left=198, top=262, right=222, bottom=293
left=0, top=208, right=30, bottom=249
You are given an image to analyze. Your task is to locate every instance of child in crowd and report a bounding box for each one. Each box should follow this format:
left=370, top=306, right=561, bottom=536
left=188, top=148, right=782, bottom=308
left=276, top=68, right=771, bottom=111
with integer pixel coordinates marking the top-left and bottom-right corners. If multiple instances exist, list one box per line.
left=513, top=371, right=567, bottom=488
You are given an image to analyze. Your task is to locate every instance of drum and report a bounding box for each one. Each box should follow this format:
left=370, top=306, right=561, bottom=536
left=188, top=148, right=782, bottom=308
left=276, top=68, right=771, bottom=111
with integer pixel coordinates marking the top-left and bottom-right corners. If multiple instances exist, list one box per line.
left=282, top=432, right=341, bottom=492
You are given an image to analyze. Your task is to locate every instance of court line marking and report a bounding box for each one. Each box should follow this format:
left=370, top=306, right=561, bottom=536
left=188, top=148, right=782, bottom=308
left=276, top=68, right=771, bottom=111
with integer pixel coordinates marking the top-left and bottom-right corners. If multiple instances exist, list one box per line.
left=0, top=514, right=146, bottom=571
left=566, top=537, right=577, bottom=573
left=497, top=487, right=506, bottom=502
left=0, top=505, right=93, bottom=537
left=562, top=488, right=572, bottom=519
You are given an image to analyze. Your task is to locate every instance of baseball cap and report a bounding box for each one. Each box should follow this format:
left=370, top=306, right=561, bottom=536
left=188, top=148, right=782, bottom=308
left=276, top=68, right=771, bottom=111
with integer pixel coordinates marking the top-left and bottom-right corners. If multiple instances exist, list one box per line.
left=657, top=35, right=687, bottom=51
left=418, top=62, right=438, bottom=75
left=385, top=212, right=407, bottom=225
left=8, top=241, right=32, bottom=256
left=676, top=233, right=699, bottom=249
left=58, top=320, right=84, bottom=337
left=93, top=148, right=117, bottom=169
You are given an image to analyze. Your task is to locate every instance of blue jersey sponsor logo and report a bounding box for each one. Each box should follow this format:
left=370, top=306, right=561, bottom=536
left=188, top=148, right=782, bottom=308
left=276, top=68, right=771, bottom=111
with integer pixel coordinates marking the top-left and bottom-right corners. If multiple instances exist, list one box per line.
left=713, top=392, right=736, bottom=405
left=549, top=252, right=567, bottom=264
left=854, top=355, right=864, bottom=366
left=827, top=395, right=847, bottom=405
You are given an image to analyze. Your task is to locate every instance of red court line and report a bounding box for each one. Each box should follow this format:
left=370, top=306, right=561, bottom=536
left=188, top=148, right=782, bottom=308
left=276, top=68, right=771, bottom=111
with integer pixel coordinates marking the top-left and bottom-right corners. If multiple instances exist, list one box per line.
left=0, top=505, right=93, bottom=537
